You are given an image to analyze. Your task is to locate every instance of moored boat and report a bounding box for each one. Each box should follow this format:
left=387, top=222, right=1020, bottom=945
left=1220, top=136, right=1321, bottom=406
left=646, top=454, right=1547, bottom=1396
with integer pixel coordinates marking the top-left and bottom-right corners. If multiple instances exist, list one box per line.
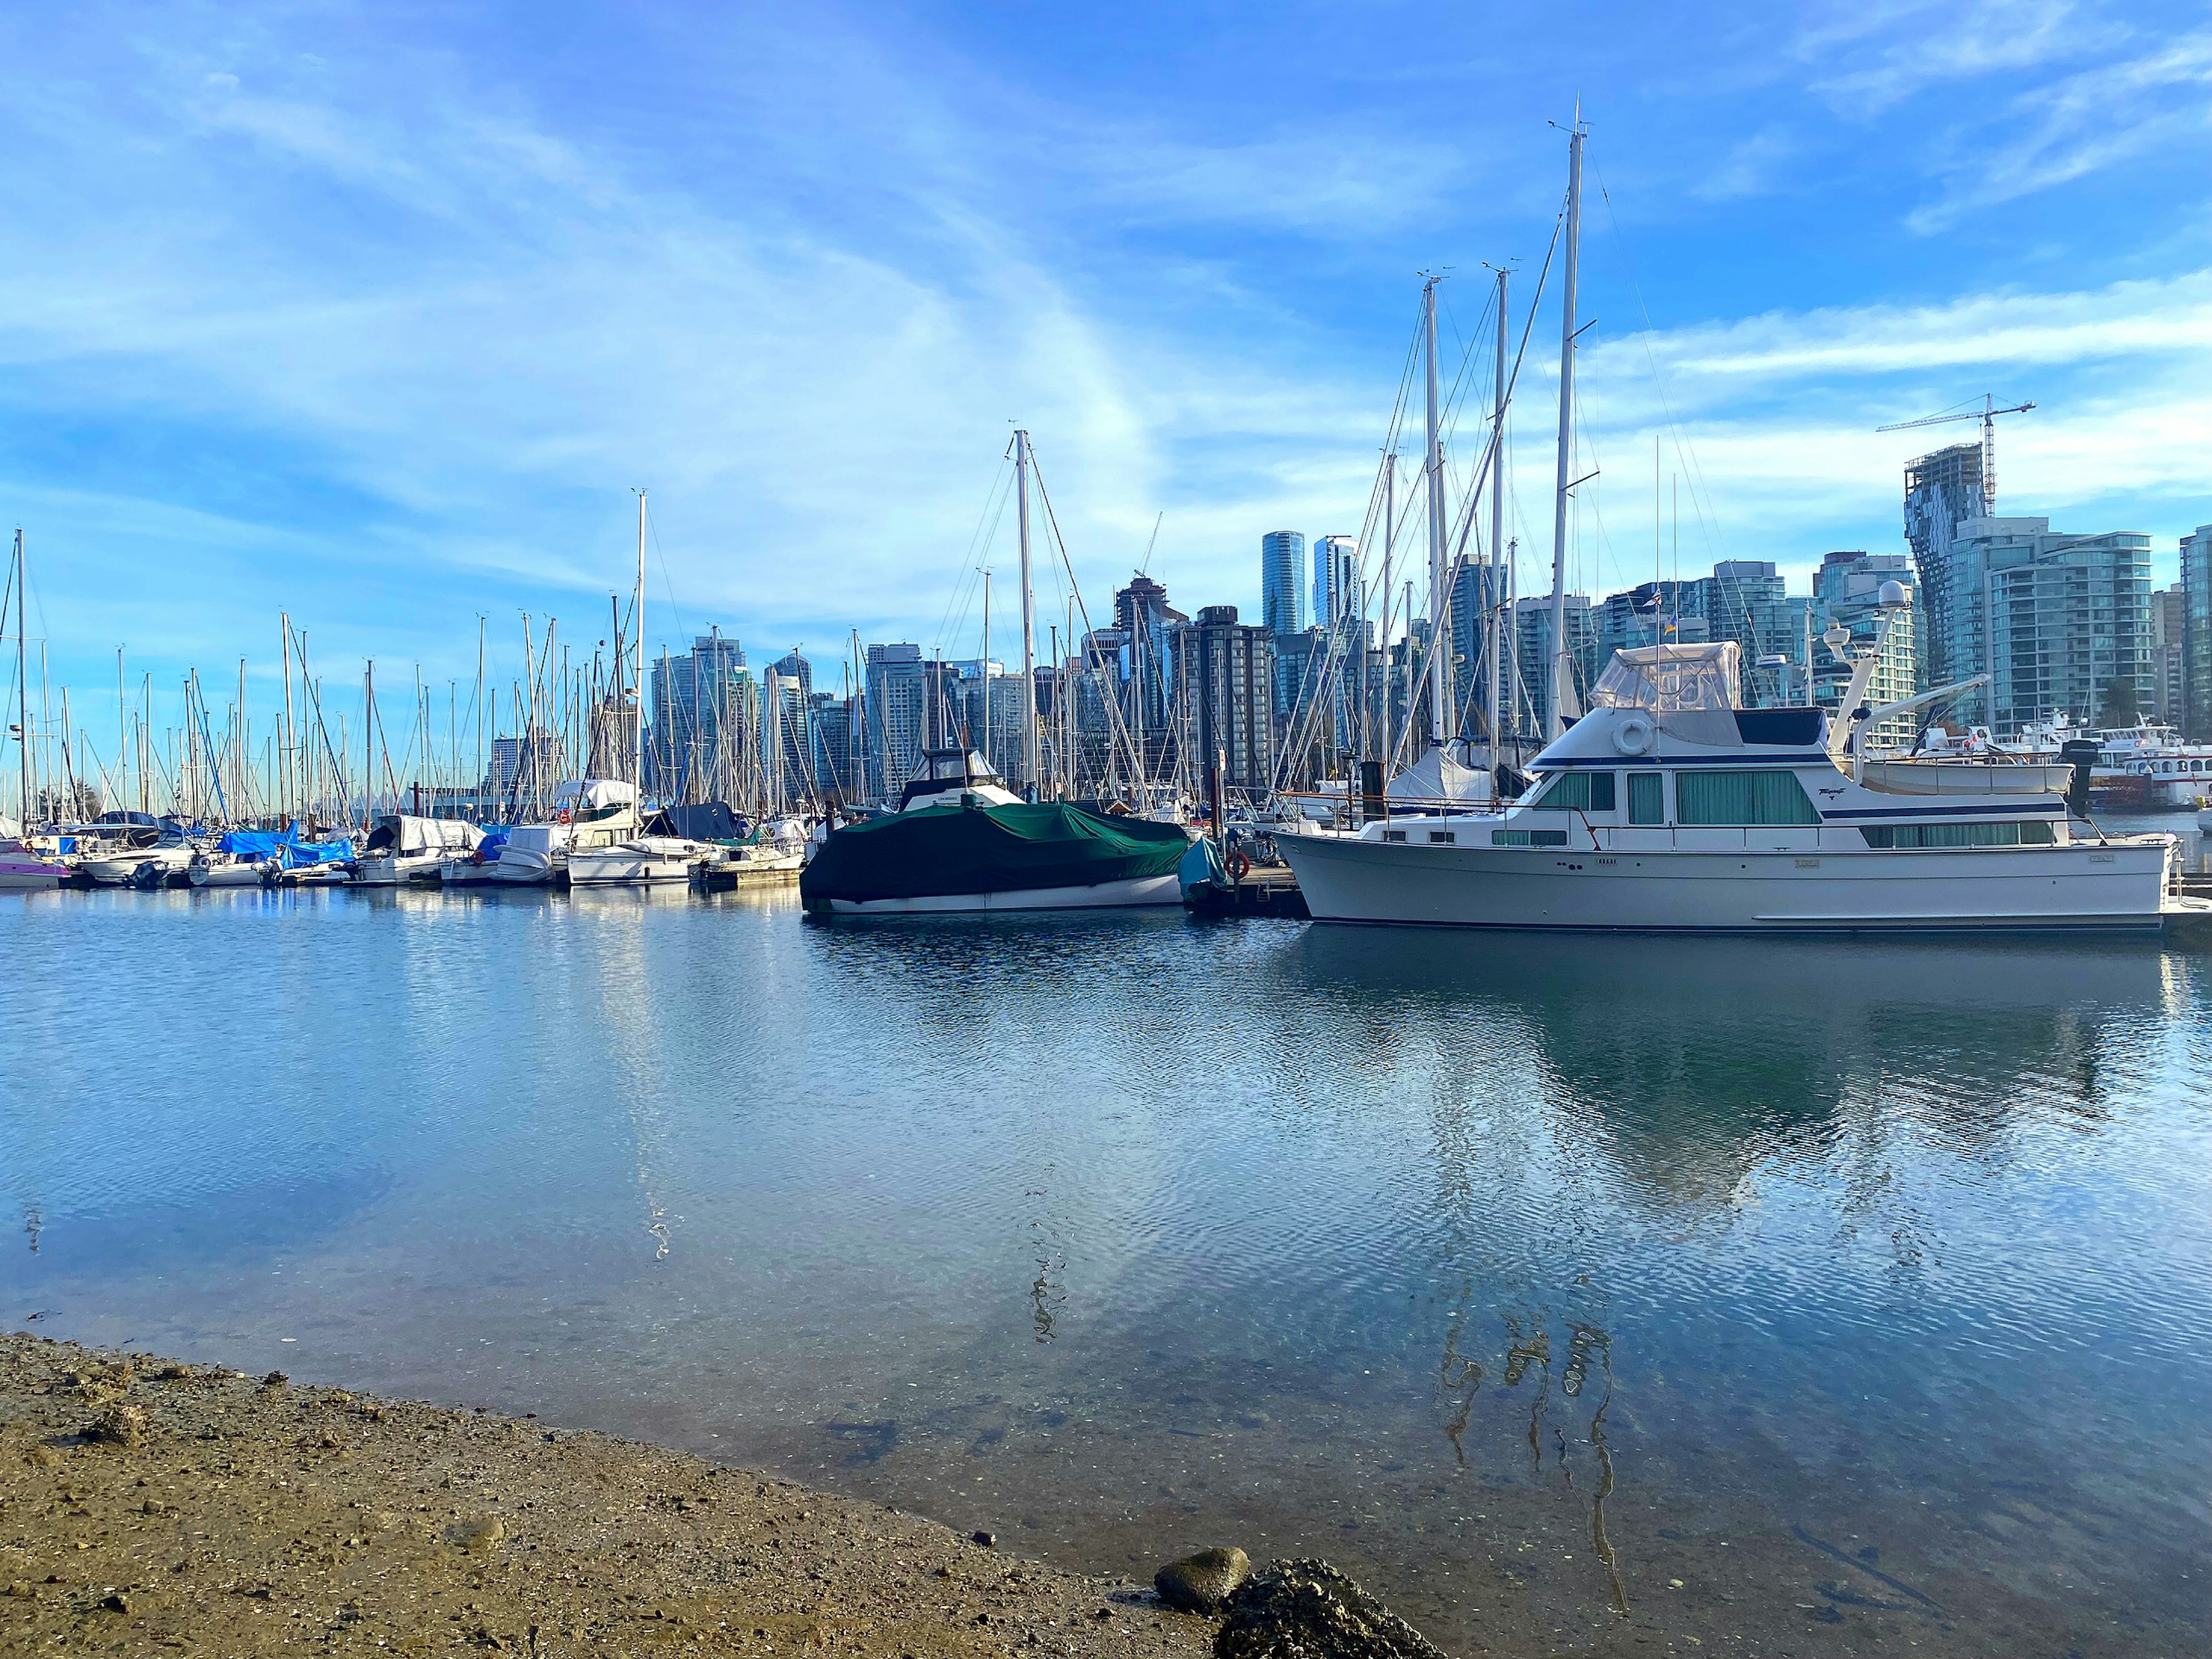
left=0, top=837, right=69, bottom=890
left=352, top=815, right=485, bottom=885
left=801, top=748, right=1192, bottom=915
left=1278, top=643, right=2181, bottom=934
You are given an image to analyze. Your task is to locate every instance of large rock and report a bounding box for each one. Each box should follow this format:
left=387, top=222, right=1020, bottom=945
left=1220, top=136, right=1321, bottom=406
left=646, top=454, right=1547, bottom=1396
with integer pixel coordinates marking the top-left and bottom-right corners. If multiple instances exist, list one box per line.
left=1215, top=1559, right=1451, bottom=1659
left=1154, top=1547, right=1252, bottom=1615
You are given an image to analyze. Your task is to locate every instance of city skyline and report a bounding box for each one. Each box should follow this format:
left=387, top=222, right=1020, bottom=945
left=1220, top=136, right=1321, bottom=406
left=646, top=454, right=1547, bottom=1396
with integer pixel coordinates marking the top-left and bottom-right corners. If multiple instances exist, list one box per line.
left=1, top=1, right=2207, bottom=704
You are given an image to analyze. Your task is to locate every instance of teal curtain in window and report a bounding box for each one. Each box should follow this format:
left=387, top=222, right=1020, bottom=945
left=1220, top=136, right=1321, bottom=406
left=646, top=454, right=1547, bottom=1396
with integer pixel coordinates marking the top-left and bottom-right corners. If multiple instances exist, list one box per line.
left=1676, top=770, right=1820, bottom=825
left=1534, top=772, right=1616, bottom=812
left=1627, top=772, right=1663, bottom=824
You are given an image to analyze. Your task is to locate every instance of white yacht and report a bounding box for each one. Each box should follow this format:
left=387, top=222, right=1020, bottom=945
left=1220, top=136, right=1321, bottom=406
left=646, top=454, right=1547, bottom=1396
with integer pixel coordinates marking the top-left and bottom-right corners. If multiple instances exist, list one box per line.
left=488, top=779, right=641, bottom=886
left=1278, top=643, right=2184, bottom=934
left=569, top=834, right=706, bottom=887
left=353, top=815, right=485, bottom=885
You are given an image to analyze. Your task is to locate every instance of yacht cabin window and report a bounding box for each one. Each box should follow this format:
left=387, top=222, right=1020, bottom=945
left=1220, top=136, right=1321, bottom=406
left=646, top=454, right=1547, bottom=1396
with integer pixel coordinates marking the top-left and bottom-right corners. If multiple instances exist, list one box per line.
left=1627, top=772, right=1664, bottom=825
left=1531, top=771, right=1616, bottom=813
left=1675, top=770, right=1820, bottom=827
left=1859, top=821, right=2056, bottom=849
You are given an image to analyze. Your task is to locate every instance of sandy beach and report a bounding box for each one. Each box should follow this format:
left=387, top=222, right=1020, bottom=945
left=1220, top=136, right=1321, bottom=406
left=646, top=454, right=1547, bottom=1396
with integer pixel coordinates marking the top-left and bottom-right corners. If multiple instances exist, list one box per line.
left=0, top=1333, right=1221, bottom=1657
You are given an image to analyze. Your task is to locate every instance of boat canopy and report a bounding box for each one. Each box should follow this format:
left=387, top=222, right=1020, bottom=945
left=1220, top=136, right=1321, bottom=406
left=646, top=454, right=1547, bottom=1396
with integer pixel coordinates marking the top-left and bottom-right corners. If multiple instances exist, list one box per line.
left=1388, top=745, right=1492, bottom=804
left=215, top=827, right=293, bottom=858
left=648, top=801, right=747, bottom=842
left=557, top=778, right=638, bottom=811
left=365, top=815, right=486, bottom=855
left=1590, top=642, right=1740, bottom=713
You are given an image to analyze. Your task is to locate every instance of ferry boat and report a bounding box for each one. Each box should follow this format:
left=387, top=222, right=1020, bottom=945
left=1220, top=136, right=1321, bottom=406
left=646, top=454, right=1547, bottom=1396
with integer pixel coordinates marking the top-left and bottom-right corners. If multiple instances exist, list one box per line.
left=1277, top=643, right=2182, bottom=934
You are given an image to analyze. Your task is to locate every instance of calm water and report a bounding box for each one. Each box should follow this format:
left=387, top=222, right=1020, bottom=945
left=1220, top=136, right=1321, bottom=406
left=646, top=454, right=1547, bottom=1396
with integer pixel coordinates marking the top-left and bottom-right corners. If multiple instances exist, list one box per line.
left=3, top=873, right=2209, bottom=1658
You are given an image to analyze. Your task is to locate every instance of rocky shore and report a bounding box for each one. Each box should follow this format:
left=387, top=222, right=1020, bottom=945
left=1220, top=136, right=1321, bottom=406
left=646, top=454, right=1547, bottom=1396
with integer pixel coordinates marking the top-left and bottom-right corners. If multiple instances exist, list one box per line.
left=0, top=1334, right=1232, bottom=1657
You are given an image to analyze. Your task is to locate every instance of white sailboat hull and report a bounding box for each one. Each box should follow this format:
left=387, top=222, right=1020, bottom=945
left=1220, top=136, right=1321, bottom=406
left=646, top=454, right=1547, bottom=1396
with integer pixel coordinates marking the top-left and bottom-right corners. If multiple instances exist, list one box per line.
left=1278, top=831, right=2172, bottom=934
left=824, top=872, right=1184, bottom=915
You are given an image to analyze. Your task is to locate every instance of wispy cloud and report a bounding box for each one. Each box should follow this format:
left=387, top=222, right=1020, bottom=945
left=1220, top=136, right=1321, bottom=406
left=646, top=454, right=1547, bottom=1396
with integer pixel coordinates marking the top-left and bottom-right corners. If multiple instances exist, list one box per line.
left=1904, top=29, right=2212, bottom=231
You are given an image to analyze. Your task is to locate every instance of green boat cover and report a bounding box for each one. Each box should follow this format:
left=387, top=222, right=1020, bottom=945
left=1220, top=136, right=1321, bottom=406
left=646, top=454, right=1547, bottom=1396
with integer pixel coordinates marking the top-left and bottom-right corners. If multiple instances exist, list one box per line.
left=800, top=801, right=1191, bottom=907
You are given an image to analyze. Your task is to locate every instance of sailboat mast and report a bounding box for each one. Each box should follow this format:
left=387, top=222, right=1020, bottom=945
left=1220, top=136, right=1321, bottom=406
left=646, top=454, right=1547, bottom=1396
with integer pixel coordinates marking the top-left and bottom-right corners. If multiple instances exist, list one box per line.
left=1014, top=429, right=1039, bottom=796
left=1547, top=112, right=1585, bottom=740
left=634, top=490, right=647, bottom=800
left=1490, top=267, right=1509, bottom=755
left=14, top=529, right=28, bottom=828
left=1423, top=278, right=1448, bottom=746
left=981, top=570, right=992, bottom=766
left=1381, top=452, right=1395, bottom=770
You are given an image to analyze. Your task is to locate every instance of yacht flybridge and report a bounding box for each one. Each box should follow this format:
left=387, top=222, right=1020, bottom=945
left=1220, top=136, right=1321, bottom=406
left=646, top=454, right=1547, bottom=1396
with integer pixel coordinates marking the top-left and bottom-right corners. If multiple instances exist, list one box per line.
left=1278, top=643, right=2189, bottom=934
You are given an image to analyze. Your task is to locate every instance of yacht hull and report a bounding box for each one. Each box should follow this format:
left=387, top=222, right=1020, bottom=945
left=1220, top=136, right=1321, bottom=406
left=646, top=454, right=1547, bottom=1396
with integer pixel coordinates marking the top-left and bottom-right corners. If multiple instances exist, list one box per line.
left=823, top=872, right=1183, bottom=914
left=350, top=852, right=446, bottom=886
left=1278, top=832, right=2172, bottom=933
left=569, top=843, right=699, bottom=886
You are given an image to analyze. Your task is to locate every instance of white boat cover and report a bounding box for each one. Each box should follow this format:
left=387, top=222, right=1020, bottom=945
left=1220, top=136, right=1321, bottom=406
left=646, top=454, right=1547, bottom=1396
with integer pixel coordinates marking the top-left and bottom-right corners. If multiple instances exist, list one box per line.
left=376, top=815, right=486, bottom=855
left=1590, top=642, right=1741, bottom=713
left=1388, top=745, right=1493, bottom=804
left=556, top=778, right=638, bottom=810
left=1858, top=760, right=2071, bottom=796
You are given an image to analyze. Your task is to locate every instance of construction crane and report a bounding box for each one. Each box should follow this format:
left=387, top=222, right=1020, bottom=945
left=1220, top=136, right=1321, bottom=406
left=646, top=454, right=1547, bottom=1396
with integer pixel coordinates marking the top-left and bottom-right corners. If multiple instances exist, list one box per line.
left=1877, top=394, right=2035, bottom=515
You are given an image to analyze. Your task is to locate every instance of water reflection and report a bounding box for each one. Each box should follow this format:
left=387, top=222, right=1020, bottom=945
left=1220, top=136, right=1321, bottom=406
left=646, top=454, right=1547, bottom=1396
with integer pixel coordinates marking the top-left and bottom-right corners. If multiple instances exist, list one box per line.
left=2, top=892, right=2206, bottom=1658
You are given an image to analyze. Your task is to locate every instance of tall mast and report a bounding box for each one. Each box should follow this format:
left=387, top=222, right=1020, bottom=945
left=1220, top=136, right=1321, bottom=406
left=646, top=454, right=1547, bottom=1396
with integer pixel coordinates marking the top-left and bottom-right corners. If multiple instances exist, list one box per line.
left=14, top=529, right=28, bottom=828
left=634, top=490, right=647, bottom=800
left=1490, top=267, right=1509, bottom=755
left=981, top=569, right=992, bottom=766
left=1423, top=277, right=1448, bottom=745
left=1547, top=111, right=1585, bottom=740
left=1381, top=451, right=1395, bottom=769
left=1014, top=429, right=1039, bottom=796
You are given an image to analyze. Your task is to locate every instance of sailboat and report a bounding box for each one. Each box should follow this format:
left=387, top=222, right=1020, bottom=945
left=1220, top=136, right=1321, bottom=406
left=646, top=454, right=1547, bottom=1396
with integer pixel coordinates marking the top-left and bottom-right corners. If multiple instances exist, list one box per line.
left=801, top=431, right=1195, bottom=915
left=569, top=494, right=706, bottom=887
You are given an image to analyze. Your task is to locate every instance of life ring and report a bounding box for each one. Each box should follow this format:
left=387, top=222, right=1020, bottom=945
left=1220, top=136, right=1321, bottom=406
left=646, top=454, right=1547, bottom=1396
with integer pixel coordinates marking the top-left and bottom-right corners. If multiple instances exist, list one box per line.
left=1612, top=713, right=1656, bottom=755
left=1226, top=849, right=1252, bottom=882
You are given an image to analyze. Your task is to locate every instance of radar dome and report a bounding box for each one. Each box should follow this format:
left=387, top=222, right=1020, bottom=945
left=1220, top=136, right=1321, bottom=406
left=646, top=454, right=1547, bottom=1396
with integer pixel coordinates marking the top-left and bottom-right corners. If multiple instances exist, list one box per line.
left=1878, top=579, right=1908, bottom=605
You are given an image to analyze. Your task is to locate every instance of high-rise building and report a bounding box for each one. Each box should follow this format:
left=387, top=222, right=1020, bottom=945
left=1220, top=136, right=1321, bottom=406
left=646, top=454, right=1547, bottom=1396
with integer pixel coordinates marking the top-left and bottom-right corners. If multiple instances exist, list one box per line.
left=1811, top=553, right=1921, bottom=749
left=1512, top=594, right=1599, bottom=737
left=1260, top=532, right=1308, bottom=636
left=1919, top=516, right=2154, bottom=734
left=1447, top=560, right=1510, bottom=737
left=2182, top=525, right=2212, bottom=740
left=865, top=642, right=926, bottom=799
left=1903, top=442, right=1986, bottom=691
left=1173, top=605, right=1276, bottom=793
left=2150, top=582, right=2187, bottom=728
left=1312, top=536, right=1359, bottom=631
left=1114, top=574, right=1185, bottom=778
left=649, top=629, right=748, bottom=799
left=761, top=654, right=814, bottom=805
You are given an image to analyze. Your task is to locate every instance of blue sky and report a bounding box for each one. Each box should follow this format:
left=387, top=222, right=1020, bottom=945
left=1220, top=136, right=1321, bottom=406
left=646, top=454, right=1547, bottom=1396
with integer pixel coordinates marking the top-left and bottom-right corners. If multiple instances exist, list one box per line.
left=3, top=0, right=2209, bottom=737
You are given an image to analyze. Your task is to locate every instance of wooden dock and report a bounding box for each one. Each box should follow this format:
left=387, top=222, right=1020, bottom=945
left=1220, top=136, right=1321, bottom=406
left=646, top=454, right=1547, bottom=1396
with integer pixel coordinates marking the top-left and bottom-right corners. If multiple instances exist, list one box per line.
left=1184, top=865, right=1309, bottom=919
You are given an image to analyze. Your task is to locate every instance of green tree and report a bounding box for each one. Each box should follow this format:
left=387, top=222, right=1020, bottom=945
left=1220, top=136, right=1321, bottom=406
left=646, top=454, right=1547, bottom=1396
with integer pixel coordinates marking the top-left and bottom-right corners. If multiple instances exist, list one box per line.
left=2097, top=676, right=2140, bottom=727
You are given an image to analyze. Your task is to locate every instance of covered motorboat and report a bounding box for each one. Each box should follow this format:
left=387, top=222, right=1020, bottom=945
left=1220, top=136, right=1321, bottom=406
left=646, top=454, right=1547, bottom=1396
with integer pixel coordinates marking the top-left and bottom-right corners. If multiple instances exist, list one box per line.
left=352, top=815, right=485, bottom=885
left=801, top=748, right=1192, bottom=915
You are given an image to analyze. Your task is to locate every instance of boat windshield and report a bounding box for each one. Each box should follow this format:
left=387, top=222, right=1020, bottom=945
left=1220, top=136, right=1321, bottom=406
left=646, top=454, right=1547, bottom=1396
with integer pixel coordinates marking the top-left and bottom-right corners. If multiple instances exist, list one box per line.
left=1588, top=642, right=1740, bottom=712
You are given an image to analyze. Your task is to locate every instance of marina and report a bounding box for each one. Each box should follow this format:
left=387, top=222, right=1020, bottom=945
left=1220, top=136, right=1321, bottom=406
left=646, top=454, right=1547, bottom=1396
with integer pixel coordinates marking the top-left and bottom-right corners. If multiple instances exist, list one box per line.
left=4, top=9, right=2210, bottom=1656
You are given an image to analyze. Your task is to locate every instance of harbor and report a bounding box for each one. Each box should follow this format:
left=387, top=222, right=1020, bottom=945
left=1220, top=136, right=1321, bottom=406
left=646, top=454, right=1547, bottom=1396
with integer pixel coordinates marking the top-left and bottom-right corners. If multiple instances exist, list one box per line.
left=7, top=7, right=2212, bottom=1656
